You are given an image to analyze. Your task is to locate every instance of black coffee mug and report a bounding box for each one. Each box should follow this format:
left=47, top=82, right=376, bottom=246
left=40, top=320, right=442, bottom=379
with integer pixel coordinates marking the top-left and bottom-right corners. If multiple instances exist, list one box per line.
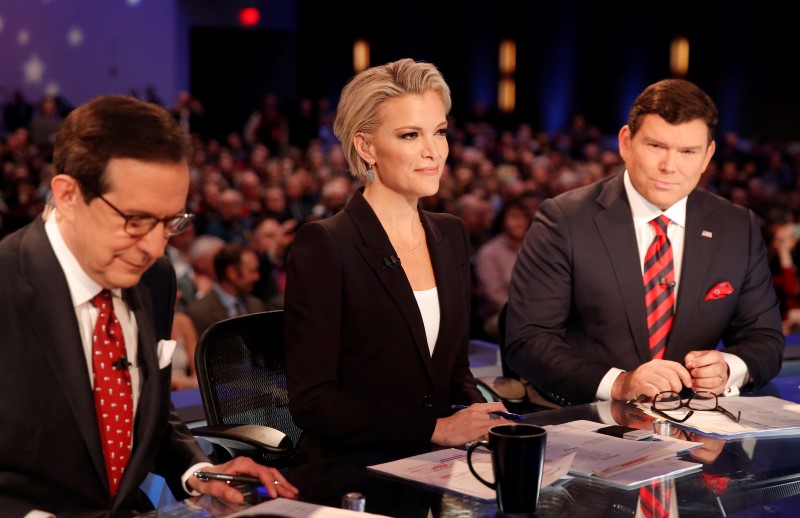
left=467, top=423, right=547, bottom=514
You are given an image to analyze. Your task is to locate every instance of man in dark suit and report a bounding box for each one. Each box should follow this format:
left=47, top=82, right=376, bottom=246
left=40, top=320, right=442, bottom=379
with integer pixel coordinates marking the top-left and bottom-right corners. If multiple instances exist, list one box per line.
left=506, top=79, right=784, bottom=406
left=185, top=243, right=267, bottom=337
left=0, top=95, right=296, bottom=516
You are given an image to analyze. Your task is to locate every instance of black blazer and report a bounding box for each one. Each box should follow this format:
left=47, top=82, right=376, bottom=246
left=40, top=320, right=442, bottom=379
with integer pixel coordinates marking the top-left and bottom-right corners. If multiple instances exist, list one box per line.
left=0, top=217, right=208, bottom=517
left=285, top=190, right=484, bottom=461
left=506, top=174, right=785, bottom=406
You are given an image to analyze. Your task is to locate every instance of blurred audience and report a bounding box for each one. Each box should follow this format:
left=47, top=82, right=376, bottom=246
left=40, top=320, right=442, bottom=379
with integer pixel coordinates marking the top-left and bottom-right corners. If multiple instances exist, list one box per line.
left=185, top=243, right=266, bottom=336
left=3, top=89, right=800, bottom=346
left=474, top=198, right=532, bottom=341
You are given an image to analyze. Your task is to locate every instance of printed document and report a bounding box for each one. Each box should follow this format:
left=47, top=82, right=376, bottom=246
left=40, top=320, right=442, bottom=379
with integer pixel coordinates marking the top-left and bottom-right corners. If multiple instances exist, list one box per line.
left=635, top=396, right=800, bottom=438
left=367, top=448, right=574, bottom=500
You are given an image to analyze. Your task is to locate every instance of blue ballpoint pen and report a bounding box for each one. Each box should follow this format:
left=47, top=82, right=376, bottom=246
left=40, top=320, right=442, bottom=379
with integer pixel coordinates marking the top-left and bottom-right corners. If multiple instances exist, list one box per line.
left=450, top=404, right=524, bottom=421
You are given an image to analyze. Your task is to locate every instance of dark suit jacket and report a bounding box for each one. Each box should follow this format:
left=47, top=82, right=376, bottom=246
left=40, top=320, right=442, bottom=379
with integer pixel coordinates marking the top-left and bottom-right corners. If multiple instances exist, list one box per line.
left=285, top=190, right=484, bottom=461
left=0, top=217, right=208, bottom=517
left=506, top=174, right=785, bottom=406
left=185, top=289, right=266, bottom=337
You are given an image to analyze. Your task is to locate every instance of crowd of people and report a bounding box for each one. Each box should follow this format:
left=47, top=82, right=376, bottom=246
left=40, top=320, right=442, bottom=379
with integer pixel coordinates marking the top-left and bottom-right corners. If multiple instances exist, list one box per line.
left=3, top=85, right=800, bottom=349
left=1, top=59, right=797, bottom=514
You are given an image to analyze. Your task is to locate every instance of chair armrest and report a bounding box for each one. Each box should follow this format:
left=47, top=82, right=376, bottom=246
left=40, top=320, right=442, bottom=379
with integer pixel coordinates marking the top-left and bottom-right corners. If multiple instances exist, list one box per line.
left=476, top=376, right=527, bottom=404
left=192, top=424, right=294, bottom=455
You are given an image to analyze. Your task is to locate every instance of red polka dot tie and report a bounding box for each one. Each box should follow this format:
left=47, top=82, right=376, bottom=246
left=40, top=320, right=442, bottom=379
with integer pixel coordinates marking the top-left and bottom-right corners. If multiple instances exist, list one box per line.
left=643, top=215, right=675, bottom=360
left=91, top=289, right=133, bottom=497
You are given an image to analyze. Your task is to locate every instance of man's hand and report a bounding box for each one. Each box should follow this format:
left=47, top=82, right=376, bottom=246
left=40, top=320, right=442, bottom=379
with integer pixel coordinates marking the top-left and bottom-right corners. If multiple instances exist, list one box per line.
left=611, top=360, right=692, bottom=401
left=685, top=349, right=729, bottom=394
left=188, top=456, right=299, bottom=504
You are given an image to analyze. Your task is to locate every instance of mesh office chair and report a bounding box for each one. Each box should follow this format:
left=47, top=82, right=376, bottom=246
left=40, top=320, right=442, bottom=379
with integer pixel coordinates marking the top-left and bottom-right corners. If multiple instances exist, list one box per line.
left=192, top=310, right=303, bottom=469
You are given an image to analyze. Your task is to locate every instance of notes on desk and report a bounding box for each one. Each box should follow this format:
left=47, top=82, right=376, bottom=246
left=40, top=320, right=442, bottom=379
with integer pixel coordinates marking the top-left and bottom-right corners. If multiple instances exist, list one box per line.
left=367, top=448, right=574, bottom=500
left=542, top=420, right=702, bottom=488
left=228, top=498, right=390, bottom=517
left=368, top=420, right=704, bottom=496
left=635, top=395, right=800, bottom=438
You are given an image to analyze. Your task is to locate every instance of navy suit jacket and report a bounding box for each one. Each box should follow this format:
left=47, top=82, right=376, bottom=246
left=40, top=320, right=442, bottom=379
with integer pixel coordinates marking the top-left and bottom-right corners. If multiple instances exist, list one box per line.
left=285, top=190, right=484, bottom=462
left=506, top=174, right=785, bottom=406
left=0, top=216, right=208, bottom=517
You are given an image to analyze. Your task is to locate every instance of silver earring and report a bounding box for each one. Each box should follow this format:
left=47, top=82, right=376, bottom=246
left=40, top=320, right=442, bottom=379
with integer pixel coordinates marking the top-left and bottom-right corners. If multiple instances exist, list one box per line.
left=365, top=163, right=376, bottom=183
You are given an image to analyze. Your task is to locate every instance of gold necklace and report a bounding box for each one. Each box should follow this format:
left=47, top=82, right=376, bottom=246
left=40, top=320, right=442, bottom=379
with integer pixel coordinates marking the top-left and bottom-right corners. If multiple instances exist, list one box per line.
left=392, top=221, right=425, bottom=254
left=395, top=233, right=424, bottom=254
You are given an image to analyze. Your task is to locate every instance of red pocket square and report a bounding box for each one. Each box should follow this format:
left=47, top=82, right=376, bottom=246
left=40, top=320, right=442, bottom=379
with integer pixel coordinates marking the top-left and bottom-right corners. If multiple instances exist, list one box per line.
left=705, top=281, right=734, bottom=301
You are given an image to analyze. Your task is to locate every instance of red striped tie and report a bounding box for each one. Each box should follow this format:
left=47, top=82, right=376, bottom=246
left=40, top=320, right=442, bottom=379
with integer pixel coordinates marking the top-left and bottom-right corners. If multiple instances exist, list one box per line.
left=639, top=480, right=672, bottom=517
left=643, top=215, right=674, bottom=360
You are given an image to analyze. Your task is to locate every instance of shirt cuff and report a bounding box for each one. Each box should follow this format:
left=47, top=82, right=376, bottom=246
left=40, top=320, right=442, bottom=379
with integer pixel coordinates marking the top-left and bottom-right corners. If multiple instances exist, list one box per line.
left=720, top=351, right=747, bottom=397
left=596, top=368, right=626, bottom=401
left=182, top=461, right=214, bottom=496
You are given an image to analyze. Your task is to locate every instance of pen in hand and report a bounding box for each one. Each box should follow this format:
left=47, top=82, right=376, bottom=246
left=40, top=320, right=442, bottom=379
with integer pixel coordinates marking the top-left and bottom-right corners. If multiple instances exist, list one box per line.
left=450, top=404, right=524, bottom=421
left=194, top=471, right=261, bottom=485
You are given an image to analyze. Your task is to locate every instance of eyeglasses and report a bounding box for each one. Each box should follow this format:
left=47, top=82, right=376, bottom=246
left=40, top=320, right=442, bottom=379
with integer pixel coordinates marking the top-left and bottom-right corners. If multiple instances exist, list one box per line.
left=97, top=194, right=194, bottom=237
left=651, top=391, right=741, bottom=423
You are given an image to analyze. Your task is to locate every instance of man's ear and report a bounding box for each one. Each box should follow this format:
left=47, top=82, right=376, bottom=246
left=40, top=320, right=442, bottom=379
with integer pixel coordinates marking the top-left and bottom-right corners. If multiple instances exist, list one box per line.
left=50, top=174, right=80, bottom=221
left=618, top=125, right=632, bottom=162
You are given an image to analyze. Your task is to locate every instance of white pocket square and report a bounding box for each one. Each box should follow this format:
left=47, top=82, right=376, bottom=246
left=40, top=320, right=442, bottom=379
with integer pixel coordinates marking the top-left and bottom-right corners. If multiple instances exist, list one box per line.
left=157, top=339, right=177, bottom=369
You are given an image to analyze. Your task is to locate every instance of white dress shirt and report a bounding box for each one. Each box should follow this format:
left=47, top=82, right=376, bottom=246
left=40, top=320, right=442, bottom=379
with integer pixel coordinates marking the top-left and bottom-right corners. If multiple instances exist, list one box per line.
left=595, top=171, right=747, bottom=400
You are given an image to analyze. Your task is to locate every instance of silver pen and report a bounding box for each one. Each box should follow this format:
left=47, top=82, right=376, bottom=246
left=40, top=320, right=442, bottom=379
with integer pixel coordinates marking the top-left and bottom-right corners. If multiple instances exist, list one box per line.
left=194, top=470, right=261, bottom=485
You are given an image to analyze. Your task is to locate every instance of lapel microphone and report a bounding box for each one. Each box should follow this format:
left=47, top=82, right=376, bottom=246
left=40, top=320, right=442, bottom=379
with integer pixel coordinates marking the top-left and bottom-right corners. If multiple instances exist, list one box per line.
left=383, top=255, right=402, bottom=269
left=658, top=278, right=676, bottom=289
left=112, top=356, right=132, bottom=370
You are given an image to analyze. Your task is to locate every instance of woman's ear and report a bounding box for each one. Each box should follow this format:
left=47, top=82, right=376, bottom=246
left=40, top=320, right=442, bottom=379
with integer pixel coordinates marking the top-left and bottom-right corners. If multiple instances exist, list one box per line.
left=354, top=132, right=373, bottom=163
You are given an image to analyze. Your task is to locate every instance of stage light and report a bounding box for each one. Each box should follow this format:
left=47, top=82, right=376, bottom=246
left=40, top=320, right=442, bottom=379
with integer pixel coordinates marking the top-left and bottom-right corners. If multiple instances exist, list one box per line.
left=239, top=7, right=260, bottom=27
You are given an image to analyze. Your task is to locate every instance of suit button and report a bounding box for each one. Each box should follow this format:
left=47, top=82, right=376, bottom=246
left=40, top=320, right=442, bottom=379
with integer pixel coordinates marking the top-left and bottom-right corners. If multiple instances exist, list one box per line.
left=421, top=395, right=433, bottom=407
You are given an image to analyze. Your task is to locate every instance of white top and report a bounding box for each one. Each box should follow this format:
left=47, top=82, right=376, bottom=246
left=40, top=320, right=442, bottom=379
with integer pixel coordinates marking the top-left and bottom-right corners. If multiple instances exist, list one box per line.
left=413, top=287, right=440, bottom=356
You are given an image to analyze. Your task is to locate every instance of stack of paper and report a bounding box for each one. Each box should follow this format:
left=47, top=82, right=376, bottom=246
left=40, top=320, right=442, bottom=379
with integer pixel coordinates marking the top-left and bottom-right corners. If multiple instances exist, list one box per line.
left=542, top=420, right=702, bottom=488
left=635, top=395, right=800, bottom=438
left=229, top=498, right=391, bottom=517
left=367, top=448, right=574, bottom=500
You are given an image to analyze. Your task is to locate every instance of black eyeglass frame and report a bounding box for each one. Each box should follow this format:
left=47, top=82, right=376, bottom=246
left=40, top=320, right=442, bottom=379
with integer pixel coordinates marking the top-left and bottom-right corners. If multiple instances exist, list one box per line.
left=651, top=390, right=741, bottom=424
left=97, top=193, right=194, bottom=237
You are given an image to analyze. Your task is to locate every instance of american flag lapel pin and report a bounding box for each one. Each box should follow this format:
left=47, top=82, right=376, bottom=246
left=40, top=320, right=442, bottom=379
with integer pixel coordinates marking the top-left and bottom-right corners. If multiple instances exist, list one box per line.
left=701, top=230, right=713, bottom=238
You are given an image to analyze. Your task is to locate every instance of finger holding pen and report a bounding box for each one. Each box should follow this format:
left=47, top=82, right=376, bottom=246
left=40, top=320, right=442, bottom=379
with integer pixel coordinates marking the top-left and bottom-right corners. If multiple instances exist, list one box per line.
left=450, top=403, right=524, bottom=421
left=189, top=456, right=298, bottom=503
left=431, top=403, right=519, bottom=447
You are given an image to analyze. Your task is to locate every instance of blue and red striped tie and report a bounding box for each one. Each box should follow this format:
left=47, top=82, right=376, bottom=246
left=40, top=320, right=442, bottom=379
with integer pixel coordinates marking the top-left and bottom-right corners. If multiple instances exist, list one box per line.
left=643, top=215, right=674, bottom=359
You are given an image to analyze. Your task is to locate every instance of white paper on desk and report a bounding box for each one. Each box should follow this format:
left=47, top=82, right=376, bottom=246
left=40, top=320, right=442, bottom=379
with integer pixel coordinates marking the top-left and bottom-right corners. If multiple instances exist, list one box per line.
left=367, top=448, right=573, bottom=501
left=228, top=498, right=390, bottom=517
left=637, top=395, right=800, bottom=437
left=543, top=425, right=678, bottom=478
left=551, top=420, right=701, bottom=455
left=601, top=456, right=702, bottom=489
left=542, top=421, right=703, bottom=486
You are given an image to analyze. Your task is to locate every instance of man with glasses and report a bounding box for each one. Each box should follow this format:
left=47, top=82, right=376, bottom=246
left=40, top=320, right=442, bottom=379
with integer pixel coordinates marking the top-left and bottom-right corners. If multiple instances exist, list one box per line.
left=506, top=79, right=785, bottom=407
left=0, top=95, right=297, bottom=515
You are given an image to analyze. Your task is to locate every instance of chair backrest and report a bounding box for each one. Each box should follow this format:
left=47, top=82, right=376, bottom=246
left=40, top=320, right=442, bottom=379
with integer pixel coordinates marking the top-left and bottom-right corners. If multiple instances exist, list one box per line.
left=194, top=310, right=302, bottom=463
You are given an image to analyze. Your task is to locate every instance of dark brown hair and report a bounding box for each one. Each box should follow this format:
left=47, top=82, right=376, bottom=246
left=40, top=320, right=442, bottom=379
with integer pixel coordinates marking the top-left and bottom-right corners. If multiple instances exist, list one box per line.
left=53, top=94, right=191, bottom=202
left=627, top=79, right=718, bottom=144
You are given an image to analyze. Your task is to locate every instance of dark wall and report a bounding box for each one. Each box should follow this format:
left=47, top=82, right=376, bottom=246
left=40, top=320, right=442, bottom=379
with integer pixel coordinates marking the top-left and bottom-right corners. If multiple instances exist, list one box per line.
left=180, top=1, right=799, bottom=141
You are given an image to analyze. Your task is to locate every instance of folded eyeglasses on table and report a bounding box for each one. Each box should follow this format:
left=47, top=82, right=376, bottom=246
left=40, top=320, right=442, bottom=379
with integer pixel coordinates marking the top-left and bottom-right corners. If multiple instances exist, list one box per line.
left=635, top=391, right=741, bottom=424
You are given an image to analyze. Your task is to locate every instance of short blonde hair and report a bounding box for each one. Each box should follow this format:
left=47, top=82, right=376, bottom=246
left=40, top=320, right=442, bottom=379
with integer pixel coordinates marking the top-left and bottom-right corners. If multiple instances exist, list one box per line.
left=333, top=58, right=451, bottom=181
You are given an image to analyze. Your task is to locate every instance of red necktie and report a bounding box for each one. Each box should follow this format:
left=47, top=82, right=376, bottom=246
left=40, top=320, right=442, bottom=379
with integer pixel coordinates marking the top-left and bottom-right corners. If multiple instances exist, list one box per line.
left=643, top=215, right=674, bottom=359
left=638, top=479, right=672, bottom=517
left=92, top=289, right=133, bottom=497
